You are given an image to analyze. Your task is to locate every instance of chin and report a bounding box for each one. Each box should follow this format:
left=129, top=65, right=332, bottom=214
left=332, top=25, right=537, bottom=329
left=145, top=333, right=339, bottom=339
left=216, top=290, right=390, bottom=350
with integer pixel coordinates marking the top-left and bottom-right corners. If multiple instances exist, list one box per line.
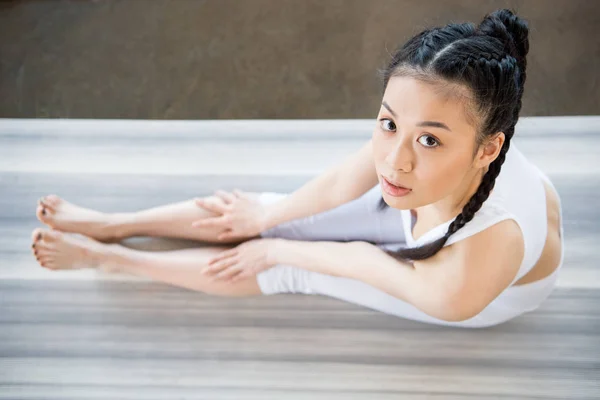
left=380, top=190, right=413, bottom=210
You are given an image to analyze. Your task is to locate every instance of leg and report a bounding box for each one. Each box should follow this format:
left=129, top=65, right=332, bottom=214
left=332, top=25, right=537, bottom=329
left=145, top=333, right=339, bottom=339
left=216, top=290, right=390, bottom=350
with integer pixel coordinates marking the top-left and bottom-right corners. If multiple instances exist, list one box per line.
left=258, top=264, right=512, bottom=328
left=30, top=228, right=262, bottom=297
left=36, top=194, right=261, bottom=244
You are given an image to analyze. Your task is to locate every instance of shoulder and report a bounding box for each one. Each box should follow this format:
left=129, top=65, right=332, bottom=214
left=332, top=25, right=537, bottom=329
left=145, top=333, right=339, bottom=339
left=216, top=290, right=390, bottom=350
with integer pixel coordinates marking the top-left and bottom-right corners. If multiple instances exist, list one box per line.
left=414, top=215, right=524, bottom=321
left=449, top=217, right=524, bottom=278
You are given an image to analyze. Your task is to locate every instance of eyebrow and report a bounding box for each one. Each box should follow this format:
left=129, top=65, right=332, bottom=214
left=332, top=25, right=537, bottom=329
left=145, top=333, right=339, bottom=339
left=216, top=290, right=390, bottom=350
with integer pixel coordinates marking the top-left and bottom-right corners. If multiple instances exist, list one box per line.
left=382, top=101, right=452, bottom=132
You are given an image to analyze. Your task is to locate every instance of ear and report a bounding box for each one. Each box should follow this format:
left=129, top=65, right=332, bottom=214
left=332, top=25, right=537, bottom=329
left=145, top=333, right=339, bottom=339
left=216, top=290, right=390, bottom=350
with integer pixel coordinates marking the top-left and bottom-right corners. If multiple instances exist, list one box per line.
left=474, top=132, right=505, bottom=169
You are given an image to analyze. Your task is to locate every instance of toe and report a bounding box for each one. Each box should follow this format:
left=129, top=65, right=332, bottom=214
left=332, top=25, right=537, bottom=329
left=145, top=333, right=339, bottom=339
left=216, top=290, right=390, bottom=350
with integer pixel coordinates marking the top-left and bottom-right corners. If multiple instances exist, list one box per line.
left=39, top=195, right=49, bottom=208
left=31, top=228, right=60, bottom=244
left=31, top=228, right=44, bottom=243
left=35, top=242, right=54, bottom=252
left=35, top=246, right=51, bottom=258
left=38, top=206, right=55, bottom=226
left=44, top=229, right=62, bottom=243
left=39, top=197, right=53, bottom=212
left=40, top=256, right=55, bottom=265
left=42, top=195, right=61, bottom=211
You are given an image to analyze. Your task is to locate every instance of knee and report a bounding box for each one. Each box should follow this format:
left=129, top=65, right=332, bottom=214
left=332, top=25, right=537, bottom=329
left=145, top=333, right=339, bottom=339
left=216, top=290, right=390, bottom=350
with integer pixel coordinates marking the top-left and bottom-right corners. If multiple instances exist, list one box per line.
left=257, top=265, right=316, bottom=295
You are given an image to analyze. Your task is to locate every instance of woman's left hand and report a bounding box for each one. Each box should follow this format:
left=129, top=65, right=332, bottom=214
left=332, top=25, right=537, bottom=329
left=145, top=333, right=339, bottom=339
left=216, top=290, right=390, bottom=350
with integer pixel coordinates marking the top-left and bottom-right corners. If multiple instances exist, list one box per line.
left=202, top=238, right=280, bottom=282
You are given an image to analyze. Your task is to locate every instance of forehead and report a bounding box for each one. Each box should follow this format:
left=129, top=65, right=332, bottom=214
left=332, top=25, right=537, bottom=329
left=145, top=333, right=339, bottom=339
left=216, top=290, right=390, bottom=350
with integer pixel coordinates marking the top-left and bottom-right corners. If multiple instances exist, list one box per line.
left=382, top=76, right=477, bottom=132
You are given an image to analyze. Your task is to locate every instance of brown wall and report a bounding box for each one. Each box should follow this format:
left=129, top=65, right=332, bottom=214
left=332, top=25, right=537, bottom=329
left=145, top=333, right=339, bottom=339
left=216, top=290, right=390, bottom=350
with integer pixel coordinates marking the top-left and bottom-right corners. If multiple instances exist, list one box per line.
left=0, top=0, right=598, bottom=119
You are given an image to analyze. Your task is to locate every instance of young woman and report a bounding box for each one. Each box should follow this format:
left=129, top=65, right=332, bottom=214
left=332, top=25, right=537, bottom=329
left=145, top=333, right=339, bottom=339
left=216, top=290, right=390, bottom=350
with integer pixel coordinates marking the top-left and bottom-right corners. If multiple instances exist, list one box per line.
left=31, top=9, right=564, bottom=328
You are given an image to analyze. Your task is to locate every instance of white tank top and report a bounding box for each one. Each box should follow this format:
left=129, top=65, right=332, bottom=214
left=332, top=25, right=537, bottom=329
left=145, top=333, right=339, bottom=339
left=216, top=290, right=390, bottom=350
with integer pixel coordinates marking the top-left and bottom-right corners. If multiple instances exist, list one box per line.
left=396, top=143, right=564, bottom=285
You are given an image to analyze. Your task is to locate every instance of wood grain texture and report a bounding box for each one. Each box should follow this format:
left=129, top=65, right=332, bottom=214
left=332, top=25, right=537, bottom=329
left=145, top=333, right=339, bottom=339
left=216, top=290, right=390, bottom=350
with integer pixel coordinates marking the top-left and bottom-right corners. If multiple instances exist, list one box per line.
left=1, top=280, right=599, bottom=399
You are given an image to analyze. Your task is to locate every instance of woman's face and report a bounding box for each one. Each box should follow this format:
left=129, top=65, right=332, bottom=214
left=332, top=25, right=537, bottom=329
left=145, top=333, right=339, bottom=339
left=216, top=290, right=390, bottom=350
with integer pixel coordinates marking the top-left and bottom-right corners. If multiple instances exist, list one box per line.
left=372, top=76, right=483, bottom=211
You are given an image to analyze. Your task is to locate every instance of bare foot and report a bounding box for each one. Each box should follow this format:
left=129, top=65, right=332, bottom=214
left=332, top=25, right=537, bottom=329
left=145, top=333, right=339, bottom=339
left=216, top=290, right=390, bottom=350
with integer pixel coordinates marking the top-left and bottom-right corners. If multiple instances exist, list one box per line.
left=36, top=195, right=122, bottom=243
left=30, top=228, right=125, bottom=273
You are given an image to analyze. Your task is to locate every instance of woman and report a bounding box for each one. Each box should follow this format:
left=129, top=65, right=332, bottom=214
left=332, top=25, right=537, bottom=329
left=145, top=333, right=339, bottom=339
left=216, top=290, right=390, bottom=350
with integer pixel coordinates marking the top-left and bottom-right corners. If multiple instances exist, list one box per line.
left=31, top=9, right=564, bottom=328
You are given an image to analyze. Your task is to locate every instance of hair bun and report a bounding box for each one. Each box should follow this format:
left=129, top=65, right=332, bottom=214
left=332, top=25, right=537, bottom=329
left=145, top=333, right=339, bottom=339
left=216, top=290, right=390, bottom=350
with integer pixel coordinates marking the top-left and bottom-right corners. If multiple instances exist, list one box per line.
left=478, top=9, right=529, bottom=67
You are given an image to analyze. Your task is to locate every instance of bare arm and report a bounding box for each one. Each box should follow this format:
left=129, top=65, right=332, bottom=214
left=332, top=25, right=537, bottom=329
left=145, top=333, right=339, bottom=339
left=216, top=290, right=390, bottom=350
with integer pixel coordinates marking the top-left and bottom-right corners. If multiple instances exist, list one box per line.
left=269, top=217, right=524, bottom=323
left=263, top=139, right=378, bottom=230
left=269, top=239, right=450, bottom=318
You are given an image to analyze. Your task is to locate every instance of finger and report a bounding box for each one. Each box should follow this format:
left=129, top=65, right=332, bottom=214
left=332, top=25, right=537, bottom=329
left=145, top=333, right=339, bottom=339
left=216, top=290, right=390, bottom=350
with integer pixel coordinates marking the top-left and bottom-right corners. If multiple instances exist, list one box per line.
left=216, top=265, right=244, bottom=281
left=202, top=261, right=229, bottom=276
left=195, top=197, right=227, bottom=214
left=207, top=248, right=237, bottom=265
left=207, top=258, right=239, bottom=277
left=215, top=190, right=237, bottom=205
left=204, top=253, right=238, bottom=273
left=232, top=189, right=245, bottom=199
left=230, top=270, right=249, bottom=283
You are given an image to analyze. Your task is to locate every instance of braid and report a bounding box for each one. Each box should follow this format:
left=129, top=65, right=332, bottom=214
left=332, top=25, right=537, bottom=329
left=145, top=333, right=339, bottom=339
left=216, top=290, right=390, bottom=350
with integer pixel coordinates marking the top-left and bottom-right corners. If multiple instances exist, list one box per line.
left=446, top=140, right=509, bottom=238
left=437, top=49, right=524, bottom=248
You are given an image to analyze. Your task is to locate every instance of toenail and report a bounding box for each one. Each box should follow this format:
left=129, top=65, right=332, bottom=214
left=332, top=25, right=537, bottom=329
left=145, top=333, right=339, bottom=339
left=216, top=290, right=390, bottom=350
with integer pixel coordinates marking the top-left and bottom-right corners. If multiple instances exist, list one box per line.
left=31, top=243, right=35, bottom=248
left=37, top=233, right=42, bottom=241
left=42, top=209, right=46, bottom=215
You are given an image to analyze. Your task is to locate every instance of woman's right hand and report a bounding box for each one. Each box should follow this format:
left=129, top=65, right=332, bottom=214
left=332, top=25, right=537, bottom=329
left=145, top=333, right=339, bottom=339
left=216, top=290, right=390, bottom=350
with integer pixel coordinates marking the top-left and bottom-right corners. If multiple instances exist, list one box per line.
left=192, top=189, right=269, bottom=241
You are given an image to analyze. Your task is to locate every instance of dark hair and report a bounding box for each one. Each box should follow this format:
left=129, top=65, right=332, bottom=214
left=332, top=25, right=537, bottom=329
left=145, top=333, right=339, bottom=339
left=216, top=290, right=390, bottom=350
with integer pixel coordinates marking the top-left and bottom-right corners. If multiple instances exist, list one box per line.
left=375, top=9, right=529, bottom=262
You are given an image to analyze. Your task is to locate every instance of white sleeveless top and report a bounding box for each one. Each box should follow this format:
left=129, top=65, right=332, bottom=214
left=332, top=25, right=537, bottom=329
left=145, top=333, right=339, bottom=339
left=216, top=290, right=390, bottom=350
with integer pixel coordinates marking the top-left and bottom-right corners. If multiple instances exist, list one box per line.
left=393, top=143, right=564, bottom=286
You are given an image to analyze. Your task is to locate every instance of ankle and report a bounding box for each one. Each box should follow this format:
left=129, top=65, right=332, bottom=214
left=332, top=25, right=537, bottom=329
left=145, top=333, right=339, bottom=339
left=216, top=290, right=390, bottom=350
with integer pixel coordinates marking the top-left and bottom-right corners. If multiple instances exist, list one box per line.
left=105, top=212, right=135, bottom=241
left=97, top=243, right=137, bottom=274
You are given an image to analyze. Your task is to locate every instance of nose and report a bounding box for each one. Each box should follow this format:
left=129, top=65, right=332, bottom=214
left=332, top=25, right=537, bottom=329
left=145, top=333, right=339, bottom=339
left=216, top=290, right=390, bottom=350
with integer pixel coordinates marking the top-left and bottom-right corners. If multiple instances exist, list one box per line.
left=385, top=137, right=414, bottom=173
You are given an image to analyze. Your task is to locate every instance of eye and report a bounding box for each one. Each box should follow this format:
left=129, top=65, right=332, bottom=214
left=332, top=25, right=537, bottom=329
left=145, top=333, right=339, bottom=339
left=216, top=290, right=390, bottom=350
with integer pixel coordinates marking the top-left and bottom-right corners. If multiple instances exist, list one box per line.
left=379, top=118, right=396, bottom=132
left=417, top=135, right=440, bottom=148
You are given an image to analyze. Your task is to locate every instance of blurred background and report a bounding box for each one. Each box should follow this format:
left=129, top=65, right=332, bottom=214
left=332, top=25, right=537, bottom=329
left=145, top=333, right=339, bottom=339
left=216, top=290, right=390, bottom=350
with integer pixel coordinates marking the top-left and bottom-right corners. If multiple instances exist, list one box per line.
left=1, top=0, right=598, bottom=119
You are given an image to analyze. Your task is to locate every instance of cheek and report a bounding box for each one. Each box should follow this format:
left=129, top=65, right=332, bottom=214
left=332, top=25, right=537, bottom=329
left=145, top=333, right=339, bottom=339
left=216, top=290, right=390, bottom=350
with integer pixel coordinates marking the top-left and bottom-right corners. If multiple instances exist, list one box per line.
left=372, top=136, right=387, bottom=167
left=415, top=155, right=468, bottom=198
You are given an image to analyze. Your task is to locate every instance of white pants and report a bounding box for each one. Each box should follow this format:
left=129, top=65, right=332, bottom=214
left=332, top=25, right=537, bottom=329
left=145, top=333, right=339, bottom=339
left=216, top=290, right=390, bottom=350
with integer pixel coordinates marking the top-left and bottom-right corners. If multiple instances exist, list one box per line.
left=256, top=184, right=561, bottom=328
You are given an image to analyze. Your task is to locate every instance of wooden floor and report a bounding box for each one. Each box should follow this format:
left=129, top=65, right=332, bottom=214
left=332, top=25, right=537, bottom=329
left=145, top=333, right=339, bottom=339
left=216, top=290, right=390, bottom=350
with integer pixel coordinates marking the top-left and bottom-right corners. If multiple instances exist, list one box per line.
left=1, top=118, right=599, bottom=399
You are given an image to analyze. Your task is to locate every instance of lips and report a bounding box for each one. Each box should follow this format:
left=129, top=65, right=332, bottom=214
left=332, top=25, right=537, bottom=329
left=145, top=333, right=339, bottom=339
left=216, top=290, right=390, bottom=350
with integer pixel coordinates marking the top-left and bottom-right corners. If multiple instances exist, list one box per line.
left=383, top=176, right=410, bottom=190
